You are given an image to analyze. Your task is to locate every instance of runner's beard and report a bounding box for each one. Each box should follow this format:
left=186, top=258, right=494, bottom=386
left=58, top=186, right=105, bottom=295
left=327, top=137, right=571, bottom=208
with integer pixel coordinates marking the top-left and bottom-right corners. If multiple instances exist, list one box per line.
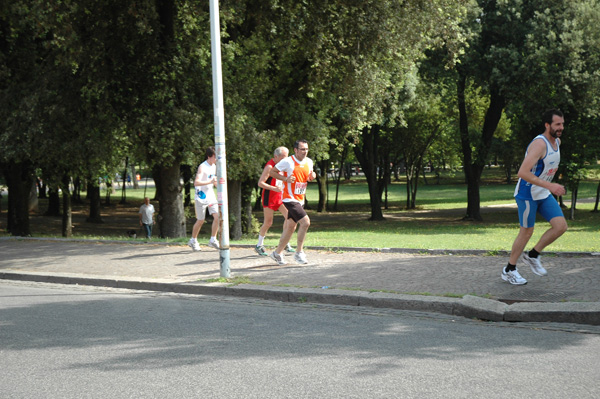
left=550, top=127, right=562, bottom=138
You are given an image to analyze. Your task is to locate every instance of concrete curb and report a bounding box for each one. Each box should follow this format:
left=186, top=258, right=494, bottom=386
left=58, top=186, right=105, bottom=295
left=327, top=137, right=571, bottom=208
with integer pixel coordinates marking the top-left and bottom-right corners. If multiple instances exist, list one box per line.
left=2, top=271, right=599, bottom=326
left=2, top=236, right=600, bottom=257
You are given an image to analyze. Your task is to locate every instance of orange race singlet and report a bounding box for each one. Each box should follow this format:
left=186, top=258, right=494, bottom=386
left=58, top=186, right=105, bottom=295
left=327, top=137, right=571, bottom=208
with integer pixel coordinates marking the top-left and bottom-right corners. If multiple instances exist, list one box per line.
left=283, top=156, right=311, bottom=203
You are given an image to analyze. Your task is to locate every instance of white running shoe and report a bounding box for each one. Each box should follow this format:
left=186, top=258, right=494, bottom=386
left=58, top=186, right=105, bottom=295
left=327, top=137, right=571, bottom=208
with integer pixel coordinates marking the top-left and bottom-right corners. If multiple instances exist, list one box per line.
left=501, top=267, right=527, bottom=285
left=188, top=239, right=201, bottom=252
left=208, top=239, right=220, bottom=249
left=522, top=254, right=547, bottom=276
left=270, top=251, right=287, bottom=265
left=294, top=251, right=308, bottom=264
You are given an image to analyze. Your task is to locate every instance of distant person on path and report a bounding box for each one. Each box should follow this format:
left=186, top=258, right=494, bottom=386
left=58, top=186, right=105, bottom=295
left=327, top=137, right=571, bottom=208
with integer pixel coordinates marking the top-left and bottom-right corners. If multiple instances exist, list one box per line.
left=502, top=109, right=568, bottom=285
left=188, top=147, right=220, bottom=251
left=138, top=197, right=155, bottom=239
left=268, top=139, right=316, bottom=265
left=255, top=146, right=295, bottom=256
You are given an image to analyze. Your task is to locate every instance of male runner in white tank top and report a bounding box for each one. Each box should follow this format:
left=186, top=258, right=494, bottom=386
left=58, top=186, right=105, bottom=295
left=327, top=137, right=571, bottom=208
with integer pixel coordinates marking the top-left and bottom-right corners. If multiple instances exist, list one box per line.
left=502, top=109, right=568, bottom=285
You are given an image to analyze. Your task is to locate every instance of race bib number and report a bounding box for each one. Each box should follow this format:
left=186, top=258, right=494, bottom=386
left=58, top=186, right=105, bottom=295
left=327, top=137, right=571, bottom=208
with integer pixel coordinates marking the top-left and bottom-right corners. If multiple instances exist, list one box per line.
left=294, top=182, right=307, bottom=195
left=275, top=179, right=284, bottom=189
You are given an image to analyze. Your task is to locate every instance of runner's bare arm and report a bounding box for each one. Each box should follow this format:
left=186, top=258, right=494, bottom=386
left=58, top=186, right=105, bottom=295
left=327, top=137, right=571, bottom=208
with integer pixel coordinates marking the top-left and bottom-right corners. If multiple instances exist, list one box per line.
left=269, top=166, right=295, bottom=183
left=194, top=169, right=217, bottom=187
left=258, top=165, right=281, bottom=192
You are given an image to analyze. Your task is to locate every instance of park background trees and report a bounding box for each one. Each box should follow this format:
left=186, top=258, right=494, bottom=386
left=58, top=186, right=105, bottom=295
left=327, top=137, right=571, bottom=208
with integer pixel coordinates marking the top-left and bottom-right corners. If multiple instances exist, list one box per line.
left=454, top=0, right=600, bottom=221
left=1, top=0, right=599, bottom=237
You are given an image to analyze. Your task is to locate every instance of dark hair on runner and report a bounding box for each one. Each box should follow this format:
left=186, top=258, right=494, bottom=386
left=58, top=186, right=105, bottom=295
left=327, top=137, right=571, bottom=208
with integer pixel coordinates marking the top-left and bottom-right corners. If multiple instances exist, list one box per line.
left=206, top=146, right=216, bottom=158
left=293, top=139, right=308, bottom=149
left=542, top=109, right=563, bottom=126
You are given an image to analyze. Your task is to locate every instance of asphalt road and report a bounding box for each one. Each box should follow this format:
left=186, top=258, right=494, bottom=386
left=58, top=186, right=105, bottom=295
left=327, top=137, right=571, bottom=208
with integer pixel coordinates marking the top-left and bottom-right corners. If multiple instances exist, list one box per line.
left=1, top=281, right=599, bottom=398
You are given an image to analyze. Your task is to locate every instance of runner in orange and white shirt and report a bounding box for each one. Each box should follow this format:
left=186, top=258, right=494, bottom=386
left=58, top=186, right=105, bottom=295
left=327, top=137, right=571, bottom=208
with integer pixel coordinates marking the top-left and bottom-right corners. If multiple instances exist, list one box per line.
left=268, top=139, right=316, bottom=265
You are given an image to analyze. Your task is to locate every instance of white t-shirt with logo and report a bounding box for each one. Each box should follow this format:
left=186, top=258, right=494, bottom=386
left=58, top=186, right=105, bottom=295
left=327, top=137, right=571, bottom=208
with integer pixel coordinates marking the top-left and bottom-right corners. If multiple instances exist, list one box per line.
left=195, top=161, right=217, bottom=204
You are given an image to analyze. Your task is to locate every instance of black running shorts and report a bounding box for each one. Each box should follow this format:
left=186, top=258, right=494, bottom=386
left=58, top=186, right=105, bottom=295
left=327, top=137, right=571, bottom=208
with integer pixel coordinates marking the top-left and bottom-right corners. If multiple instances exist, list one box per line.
left=283, top=201, right=307, bottom=222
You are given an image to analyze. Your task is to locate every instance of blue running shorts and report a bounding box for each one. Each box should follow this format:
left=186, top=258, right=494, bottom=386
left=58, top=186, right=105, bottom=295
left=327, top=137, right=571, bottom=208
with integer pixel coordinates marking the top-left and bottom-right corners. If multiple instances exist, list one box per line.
left=515, top=195, right=563, bottom=228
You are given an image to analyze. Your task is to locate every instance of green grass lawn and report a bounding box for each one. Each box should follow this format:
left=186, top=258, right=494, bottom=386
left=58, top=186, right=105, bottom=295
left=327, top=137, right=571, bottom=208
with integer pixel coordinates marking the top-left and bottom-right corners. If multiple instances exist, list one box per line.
left=237, top=172, right=600, bottom=253
left=2, top=168, right=599, bottom=252
left=243, top=185, right=600, bottom=253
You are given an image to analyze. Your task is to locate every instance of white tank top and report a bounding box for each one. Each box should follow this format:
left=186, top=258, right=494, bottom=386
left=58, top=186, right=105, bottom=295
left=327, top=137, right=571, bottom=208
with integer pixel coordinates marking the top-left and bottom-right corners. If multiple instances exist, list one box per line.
left=514, top=135, right=560, bottom=201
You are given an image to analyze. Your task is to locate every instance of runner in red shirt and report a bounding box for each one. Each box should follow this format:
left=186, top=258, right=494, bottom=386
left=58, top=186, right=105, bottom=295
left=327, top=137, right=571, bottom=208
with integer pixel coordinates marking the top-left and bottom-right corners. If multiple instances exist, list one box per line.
left=255, top=147, right=295, bottom=256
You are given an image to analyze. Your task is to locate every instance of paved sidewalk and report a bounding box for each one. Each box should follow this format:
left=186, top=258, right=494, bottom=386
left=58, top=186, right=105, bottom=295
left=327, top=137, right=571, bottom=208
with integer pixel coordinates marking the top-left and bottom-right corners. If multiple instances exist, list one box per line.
left=1, top=237, right=599, bottom=325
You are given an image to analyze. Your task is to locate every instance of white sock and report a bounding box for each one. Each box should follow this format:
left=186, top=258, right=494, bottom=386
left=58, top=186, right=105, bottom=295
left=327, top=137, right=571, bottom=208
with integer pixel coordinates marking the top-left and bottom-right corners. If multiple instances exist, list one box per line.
left=210, top=236, right=217, bottom=242
left=257, top=235, right=265, bottom=246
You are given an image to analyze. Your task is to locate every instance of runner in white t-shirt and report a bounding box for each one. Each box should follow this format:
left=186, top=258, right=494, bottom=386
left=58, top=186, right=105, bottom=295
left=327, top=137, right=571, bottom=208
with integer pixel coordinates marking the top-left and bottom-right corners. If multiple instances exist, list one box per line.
left=188, top=147, right=220, bottom=252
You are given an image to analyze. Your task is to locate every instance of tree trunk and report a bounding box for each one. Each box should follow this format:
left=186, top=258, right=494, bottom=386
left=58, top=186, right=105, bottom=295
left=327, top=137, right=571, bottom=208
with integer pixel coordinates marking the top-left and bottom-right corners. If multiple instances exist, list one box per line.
left=181, top=164, right=193, bottom=207
left=343, top=162, right=352, bottom=180
left=334, top=145, right=348, bottom=211
left=241, top=179, right=254, bottom=235
left=569, top=186, right=578, bottom=220
left=45, top=187, right=61, bottom=216
left=405, top=161, right=421, bottom=210
left=457, top=71, right=506, bottom=221
left=354, top=125, right=384, bottom=221
left=409, top=159, right=425, bottom=209
left=380, top=151, right=391, bottom=210
left=228, top=179, right=242, bottom=240
left=406, top=168, right=413, bottom=209
left=316, top=159, right=328, bottom=212
left=131, top=164, right=139, bottom=189
left=73, top=177, right=83, bottom=204
left=29, top=181, right=39, bottom=212
left=86, top=182, right=103, bottom=223
left=457, top=73, right=478, bottom=220
left=158, top=162, right=185, bottom=238
left=152, top=165, right=162, bottom=202
left=593, top=180, right=599, bottom=212
left=2, top=162, right=34, bottom=236
left=61, top=175, right=72, bottom=238
left=505, top=167, right=511, bottom=184
left=384, top=180, right=388, bottom=209
left=120, top=157, right=128, bottom=204
left=104, top=181, right=113, bottom=206
left=465, top=178, right=482, bottom=221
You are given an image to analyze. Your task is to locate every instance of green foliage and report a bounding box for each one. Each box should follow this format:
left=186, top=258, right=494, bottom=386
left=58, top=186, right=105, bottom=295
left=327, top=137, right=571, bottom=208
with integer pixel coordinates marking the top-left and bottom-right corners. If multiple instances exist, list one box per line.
left=3, top=0, right=599, bottom=234
left=557, top=114, right=600, bottom=194
left=388, top=77, right=452, bottom=207
left=307, top=0, right=472, bottom=132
